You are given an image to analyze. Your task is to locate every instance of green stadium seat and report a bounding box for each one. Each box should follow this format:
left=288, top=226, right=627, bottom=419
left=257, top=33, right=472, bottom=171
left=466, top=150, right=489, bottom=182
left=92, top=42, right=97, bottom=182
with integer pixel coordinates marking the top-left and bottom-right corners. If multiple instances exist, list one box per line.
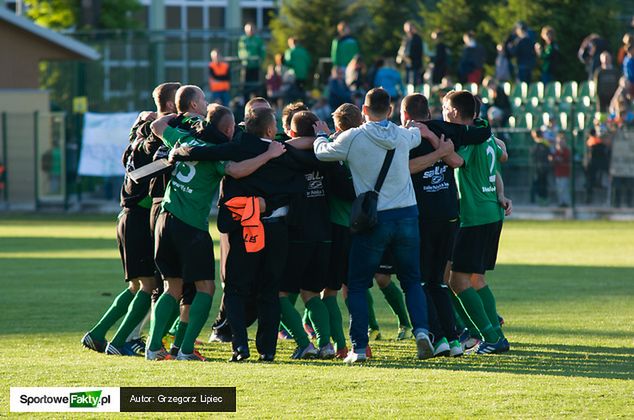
left=524, top=97, right=542, bottom=114
left=510, top=97, right=523, bottom=114
left=561, top=81, right=578, bottom=102
left=544, top=81, right=562, bottom=101
left=578, top=80, right=596, bottom=98
left=511, top=82, right=528, bottom=101
left=527, top=82, right=545, bottom=100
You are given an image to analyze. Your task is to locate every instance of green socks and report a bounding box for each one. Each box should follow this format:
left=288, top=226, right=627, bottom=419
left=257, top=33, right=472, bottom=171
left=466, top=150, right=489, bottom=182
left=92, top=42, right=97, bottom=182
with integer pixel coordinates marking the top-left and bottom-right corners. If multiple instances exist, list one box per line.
left=323, top=296, right=346, bottom=351
left=163, top=306, right=180, bottom=338
left=110, top=290, right=151, bottom=347
left=367, top=289, right=380, bottom=331
left=451, top=292, right=480, bottom=337
left=280, top=296, right=310, bottom=347
left=380, top=282, right=411, bottom=328
left=149, top=293, right=178, bottom=352
left=172, top=321, right=188, bottom=349
left=456, top=288, right=500, bottom=343
left=305, top=296, right=331, bottom=348
left=180, top=292, right=212, bottom=354
left=477, top=285, right=504, bottom=339
left=89, top=288, right=134, bottom=341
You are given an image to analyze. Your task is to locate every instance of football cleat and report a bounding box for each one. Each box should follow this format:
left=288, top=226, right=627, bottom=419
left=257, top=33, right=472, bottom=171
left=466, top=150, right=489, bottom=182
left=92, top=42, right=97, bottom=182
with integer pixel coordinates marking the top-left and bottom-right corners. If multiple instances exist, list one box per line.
left=145, top=347, right=172, bottom=361
left=176, top=349, right=208, bottom=361
left=396, top=326, right=412, bottom=341
left=318, top=343, right=336, bottom=359
left=475, top=339, right=507, bottom=355
left=449, top=339, right=464, bottom=357
left=335, top=346, right=349, bottom=359
left=303, top=323, right=317, bottom=340
left=369, top=328, right=382, bottom=341
left=433, top=337, right=451, bottom=357
left=126, top=337, right=146, bottom=356
left=290, top=342, right=318, bottom=360
left=229, top=346, right=250, bottom=362
left=81, top=332, right=107, bottom=353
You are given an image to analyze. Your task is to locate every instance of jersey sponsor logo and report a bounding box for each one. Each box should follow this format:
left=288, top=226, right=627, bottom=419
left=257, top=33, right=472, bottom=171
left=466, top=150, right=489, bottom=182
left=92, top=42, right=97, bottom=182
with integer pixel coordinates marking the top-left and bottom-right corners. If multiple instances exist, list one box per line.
left=482, top=186, right=497, bottom=193
left=421, top=164, right=449, bottom=193
left=305, top=171, right=325, bottom=198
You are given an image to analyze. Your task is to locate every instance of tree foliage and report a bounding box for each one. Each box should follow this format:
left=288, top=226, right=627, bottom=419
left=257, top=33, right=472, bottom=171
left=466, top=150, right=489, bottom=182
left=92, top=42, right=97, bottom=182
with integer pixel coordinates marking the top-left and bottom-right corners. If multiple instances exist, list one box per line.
left=25, top=0, right=141, bottom=30
left=269, top=0, right=358, bottom=61
left=421, top=0, right=624, bottom=81
left=357, top=0, right=421, bottom=61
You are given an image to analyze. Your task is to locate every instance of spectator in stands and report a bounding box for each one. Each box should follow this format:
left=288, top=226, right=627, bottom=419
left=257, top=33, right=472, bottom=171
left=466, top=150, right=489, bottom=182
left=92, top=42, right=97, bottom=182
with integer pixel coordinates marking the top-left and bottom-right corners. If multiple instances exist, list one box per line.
left=617, top=33, right=633, bottom=66
left=509, top=22, right=536, bottom=83
left=549, top=133, right=571, bottom=207
left=623, top=43, right=634, bottom=96
left=373, top=58, right=405, bottom=105
left=430, top=30, right=448, bottom=85
left=345, top=54, right=367, bottom=92
left=284, top=37, right=312, bottom=90
left=331, top=21, right=360, bottom=69
left=238, top=22, right=266, bottom=97
left=208, top=49, right=231, bottom=106
left=265, top=63, right=283, bottom=104
left=530, top=129, right=552, bottom=205
left=594, top=52, right=621, bottom=113
left=397, top=21, right=423, bottom=88
left=578, top=33, right=609, bottom=81
left=327, top=66, right=352, bottom=110
left=495, top=43, right=512, bottom=82
left=458, top=31, right=486, bottom=83
left=585, top=126, right=611, bottom=204
left=482, top=77, right=511, bottom=126
left=535, top=26, right=560, bottom=84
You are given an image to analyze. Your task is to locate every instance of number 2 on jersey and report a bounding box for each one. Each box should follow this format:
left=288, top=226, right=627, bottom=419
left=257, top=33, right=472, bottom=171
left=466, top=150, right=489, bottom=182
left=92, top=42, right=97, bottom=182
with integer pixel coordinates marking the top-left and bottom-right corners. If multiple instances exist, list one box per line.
left=486, top=145, right=496, bottom=183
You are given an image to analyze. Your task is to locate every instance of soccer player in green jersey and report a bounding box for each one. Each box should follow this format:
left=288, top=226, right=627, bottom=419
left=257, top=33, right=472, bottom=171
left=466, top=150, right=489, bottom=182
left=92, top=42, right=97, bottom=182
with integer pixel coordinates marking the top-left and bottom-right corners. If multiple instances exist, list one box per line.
left=145, top=87, right=285, bottom=361
left=81, top=83, right=179, bottom=356
left=442, top=90, right=512, bottom=354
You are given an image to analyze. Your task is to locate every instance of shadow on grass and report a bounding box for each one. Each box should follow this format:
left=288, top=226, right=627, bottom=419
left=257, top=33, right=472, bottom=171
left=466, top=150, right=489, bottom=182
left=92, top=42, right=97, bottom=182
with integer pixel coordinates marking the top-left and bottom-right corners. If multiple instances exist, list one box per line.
left=191, top=339, right=634, bottom=381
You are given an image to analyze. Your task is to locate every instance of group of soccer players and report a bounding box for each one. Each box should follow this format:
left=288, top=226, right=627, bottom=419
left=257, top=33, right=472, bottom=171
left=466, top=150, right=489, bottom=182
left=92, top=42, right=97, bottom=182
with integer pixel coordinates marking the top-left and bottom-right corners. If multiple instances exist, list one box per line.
left=81, top=80, right=512, bottom=363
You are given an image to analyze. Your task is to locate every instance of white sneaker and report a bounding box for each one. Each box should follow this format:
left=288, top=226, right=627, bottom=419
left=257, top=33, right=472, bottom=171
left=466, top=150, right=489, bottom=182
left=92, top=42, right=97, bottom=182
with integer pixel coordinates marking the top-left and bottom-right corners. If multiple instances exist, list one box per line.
left=343, top=351, right=367, bottom=364
left=449, top=340, right=464, bottom=357
left=415, top=331, right=434, bottom=360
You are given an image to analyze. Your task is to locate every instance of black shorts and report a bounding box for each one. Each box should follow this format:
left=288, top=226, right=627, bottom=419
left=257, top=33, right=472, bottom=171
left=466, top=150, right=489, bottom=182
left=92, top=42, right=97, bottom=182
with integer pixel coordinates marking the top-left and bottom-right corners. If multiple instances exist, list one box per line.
left=154, top=211, right=215, bottom=283
left=281, top=242, right=331, bottom=294
left=150, top=200, right=164, bottom=301
left=376, top=248, right=396, bottom=275
left=451, top=220, right=503, bottom=275
left=117, top=206, right=155, bottom=281
left=327, top=223, right=350, bottom=290
left=420, top=219, right=458, bottom=285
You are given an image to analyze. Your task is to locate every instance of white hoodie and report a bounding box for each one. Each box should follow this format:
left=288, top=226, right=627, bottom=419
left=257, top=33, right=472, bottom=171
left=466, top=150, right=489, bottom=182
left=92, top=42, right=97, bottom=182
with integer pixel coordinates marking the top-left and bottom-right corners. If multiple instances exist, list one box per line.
left=314, top=120, right=421, bottom=211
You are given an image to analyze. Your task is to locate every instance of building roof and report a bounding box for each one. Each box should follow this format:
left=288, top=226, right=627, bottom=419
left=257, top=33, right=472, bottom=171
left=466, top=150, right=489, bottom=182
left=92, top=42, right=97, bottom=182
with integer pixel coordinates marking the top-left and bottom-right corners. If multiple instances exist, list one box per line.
left=0, top=7, right=99, bottom=60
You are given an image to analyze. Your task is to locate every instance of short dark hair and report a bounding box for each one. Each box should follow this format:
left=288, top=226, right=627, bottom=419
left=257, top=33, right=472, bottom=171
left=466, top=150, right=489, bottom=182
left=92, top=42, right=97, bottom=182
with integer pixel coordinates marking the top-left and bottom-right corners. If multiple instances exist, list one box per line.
left=445, top=90, right=477, bottom=121
left=152, top=82, right=181, bottom=113
left=245, top=97, right=270, bottom=115
left=332, top=103, right=363, bottom=131
left=365, top=88, right=391, bottom=116
left=282, top=102, right=309, bottom=129
left=291, top=111, right=319, bottom=137
left=175, top=85, right=201, bottom=113
left=245, top=107, right=276, bottom=138
left=402, top=94, right=430, bottom=121
left=206, top=104, right=233, bottom=128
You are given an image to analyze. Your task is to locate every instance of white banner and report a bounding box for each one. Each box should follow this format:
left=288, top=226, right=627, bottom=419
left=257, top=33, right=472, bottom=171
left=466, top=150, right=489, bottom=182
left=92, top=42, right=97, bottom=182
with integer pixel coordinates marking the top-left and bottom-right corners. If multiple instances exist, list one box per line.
left=10, top=387, right=120, bottom=412
left=610, top=129, right=634, bottom=178
left=78, top=112, right=139, bottom=177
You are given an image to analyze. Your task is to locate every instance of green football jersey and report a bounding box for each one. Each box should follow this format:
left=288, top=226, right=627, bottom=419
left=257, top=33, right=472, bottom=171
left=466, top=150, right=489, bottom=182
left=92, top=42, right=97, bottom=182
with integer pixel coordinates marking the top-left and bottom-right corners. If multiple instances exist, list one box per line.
left=456, top=136, right=505, bottom=227
left=161, top=126, right=226, bottom=232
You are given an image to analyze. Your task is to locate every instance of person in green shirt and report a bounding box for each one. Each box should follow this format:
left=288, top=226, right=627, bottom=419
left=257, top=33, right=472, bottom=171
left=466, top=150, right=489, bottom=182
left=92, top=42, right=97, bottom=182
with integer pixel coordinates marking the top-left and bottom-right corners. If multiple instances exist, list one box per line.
left=284, top=38, right=312, bottom=89
left=442, top=90, right=512, bottom=355
left=330, top=21, right=360, bottom=68
left=238, top=22, right=266, bottom=96
left=145, top=86, right=285, bottom=362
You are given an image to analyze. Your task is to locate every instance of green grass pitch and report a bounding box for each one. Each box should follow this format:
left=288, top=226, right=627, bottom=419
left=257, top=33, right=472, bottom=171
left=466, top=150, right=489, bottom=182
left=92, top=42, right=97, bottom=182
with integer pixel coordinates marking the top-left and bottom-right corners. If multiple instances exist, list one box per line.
left=0, top=215, right=633, bottom=418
